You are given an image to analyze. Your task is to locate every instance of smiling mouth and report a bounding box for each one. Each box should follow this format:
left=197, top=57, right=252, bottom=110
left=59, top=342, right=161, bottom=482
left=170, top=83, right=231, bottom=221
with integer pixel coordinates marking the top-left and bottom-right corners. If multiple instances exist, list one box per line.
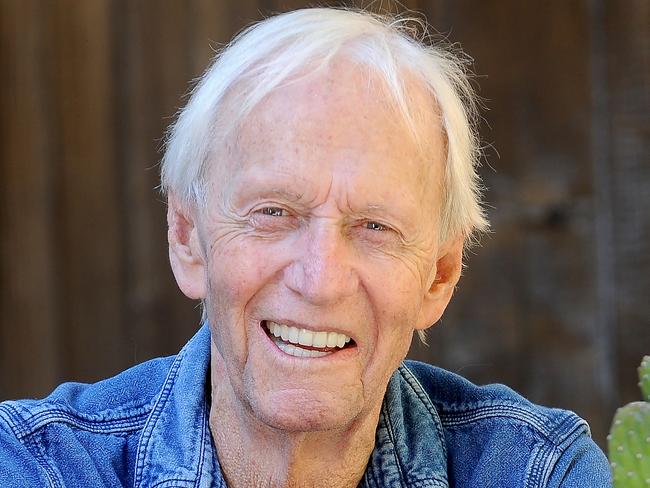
left=262, top=320, right=355, bottom=358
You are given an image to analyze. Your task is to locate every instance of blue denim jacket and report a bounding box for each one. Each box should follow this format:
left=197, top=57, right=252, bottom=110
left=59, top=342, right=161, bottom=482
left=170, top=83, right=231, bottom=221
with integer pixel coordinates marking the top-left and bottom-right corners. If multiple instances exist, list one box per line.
left=0, top=325, right=611, bottom=487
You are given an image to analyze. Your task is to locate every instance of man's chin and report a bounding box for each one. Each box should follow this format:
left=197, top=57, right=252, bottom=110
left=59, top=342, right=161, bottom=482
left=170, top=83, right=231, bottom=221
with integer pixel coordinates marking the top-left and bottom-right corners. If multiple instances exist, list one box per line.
left=248, top=390, right=364, bottom=434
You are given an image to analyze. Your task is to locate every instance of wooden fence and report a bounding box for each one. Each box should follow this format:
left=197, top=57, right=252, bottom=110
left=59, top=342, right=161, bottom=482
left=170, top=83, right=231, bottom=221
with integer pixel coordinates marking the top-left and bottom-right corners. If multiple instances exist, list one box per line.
left=1, top=0, right=648, bottom=449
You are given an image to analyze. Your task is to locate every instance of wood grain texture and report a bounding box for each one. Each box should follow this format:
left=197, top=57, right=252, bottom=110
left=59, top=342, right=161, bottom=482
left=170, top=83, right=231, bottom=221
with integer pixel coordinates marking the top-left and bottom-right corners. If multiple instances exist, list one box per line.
left=0, top=0, right=61, bottom=398
left=604, top=0, right=650, bottom=407
left=48, top=0, right=127, bottom=381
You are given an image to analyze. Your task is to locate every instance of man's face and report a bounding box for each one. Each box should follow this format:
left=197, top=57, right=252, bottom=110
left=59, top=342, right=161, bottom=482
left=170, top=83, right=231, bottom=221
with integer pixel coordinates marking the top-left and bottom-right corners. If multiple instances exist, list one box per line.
left=172, top=60, right=459, bottom=433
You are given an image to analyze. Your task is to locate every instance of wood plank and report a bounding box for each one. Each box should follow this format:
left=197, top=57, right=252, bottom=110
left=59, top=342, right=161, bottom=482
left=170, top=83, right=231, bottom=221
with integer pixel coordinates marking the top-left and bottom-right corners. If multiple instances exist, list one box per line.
left=267, top=1, right=423, bottom=14
left=188, top=0, right=234, bottom=71
left=604, top=0, right=650, bottom=404
left=48, top=0, right=126, bottom=382
left=0, top=0, right=61, bottom=399
left=112, top=0, right=202, bottom=364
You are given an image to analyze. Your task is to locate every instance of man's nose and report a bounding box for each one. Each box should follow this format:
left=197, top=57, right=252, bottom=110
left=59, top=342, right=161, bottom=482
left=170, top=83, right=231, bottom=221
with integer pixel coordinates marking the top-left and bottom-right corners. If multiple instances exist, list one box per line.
left=283, top=222, right=359, bottom=305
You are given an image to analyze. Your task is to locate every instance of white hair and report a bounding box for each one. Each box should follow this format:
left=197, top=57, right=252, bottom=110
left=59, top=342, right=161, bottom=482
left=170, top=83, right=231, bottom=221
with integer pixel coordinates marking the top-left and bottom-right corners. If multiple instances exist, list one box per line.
left=161, top=7, right=489, bottom=245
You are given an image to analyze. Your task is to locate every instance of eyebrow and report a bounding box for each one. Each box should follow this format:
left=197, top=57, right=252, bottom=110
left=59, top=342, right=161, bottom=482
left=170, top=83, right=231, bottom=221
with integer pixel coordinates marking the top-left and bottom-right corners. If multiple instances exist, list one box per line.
left=363, top=204, right=390, bottom=213
left=264, top=188, right=305, bottom=202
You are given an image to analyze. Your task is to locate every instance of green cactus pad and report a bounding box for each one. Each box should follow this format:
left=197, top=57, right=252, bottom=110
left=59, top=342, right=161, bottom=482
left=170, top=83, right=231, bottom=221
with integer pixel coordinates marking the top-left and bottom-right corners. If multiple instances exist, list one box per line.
left=608, top=402, right=650, bottom=487
left=639, top=356, right=650, bottom=402
left=608, top=355, right=650, bottom=487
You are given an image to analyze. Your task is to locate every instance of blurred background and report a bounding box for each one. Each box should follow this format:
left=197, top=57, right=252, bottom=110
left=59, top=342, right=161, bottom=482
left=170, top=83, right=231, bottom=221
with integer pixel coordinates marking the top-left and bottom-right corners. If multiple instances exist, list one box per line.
left=1, top=0, right=648, bottom=450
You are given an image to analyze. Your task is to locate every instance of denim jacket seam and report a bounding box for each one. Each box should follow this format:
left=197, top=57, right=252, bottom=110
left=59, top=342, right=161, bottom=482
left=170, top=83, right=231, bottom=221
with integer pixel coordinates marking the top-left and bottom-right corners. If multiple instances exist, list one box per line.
left=406, top=474, right=450, bottom=487
left=23, top=429, right=63, bottom=488
left=43, top=400, right=156, bottom=423
left=0, top=402, right=32, bottom=439
left=134, top=400, right=212, bottom=488
left=379, top=404, right=409, bottom=487
left=149, top=478, right=198, bottom=488
left=538, top=443, right=561, bottom=487
left=133, top=347, right=187, bottom=487
left=364, top=466, right=375, bottom=488
left=439, top=405, right=562, bottom=440
left=524, top=437, right=562, bottom=488
left=361, top=455, right=380, bottom=488
left=442, top=404, right=588, bottom=449
left=525, top=414, right=591, bottom=487
left=438, top=403, right=550, bottom=431
left=16, top=410, right=149, bottom=440
left=397, top=364, right=448, bottom=461
left=1, top=396, right=155, bottom=439
left=547, top=413, right=591, bottom=447
left=409, top=479, right=449, bottom=488
left=0, top=406, right=58, bottom=487
left=389, top=365, right=450, bottom=487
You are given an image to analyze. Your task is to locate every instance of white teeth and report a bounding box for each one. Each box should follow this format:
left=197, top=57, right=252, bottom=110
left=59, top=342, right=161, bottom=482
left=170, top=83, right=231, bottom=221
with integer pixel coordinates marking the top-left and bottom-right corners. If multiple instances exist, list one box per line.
left=266, top=321, right=352, bottom=351
left=298, top=329, right=313, bottom=346
left=288, top=326, right=300, bottom=344
left=274, top=339, right=329, bottom=358
left=269, top=325, right=279, bottom=338
left=313, top=331, right=327, bottom=348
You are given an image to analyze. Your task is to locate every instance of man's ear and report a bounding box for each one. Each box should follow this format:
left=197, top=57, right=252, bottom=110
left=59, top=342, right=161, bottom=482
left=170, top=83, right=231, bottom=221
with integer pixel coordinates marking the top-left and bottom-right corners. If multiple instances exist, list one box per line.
left=167, top=194, right=207, bottom=300
left=415, top=237, right=464, bottom=331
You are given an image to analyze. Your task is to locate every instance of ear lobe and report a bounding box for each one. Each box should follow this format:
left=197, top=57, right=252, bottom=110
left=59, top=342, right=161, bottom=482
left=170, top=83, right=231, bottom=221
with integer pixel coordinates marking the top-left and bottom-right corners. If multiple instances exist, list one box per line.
left=167, top=195, right=207, bottom=300
left=415, top=237, right=464, bottom=330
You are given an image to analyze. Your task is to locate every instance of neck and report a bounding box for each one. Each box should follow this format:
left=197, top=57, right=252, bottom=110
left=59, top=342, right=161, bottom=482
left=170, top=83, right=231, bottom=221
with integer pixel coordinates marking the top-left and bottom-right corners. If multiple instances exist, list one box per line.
left=208, top=352, right=380, bottom=488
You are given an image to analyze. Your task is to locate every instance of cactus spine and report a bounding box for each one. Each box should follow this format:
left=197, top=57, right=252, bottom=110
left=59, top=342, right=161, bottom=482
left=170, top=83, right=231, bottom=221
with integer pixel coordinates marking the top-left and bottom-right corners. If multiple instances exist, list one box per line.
left=608, top=356, right=650, bottom=487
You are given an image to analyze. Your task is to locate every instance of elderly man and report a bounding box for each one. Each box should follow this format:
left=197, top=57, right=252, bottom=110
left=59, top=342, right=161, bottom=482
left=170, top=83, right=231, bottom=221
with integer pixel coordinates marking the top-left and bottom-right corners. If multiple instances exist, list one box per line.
left=1, top=8, right=610, bottom=488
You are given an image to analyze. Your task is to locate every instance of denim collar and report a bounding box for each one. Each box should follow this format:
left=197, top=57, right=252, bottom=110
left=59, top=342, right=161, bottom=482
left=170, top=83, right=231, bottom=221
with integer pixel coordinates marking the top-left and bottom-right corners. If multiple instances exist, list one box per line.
left=133, top=324, right=223, bottom=488
left=134, top=324, right=449, bottom=488
left=362, top=365, right=449, bottom=488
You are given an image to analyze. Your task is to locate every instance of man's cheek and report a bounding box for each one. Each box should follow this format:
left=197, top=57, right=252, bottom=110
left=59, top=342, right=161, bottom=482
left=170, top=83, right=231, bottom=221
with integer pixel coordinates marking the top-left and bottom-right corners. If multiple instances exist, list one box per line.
left=208, top=248, right=257, bottom=300
left=379, top=310, right=417, bottom=364
left=206, top=295, right=248, bottom=374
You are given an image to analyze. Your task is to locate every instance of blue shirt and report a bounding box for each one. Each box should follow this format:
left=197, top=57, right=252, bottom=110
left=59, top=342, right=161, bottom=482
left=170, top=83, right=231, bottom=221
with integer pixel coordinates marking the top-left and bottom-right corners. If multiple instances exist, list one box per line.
left=0, top=325, right=611, bottom=487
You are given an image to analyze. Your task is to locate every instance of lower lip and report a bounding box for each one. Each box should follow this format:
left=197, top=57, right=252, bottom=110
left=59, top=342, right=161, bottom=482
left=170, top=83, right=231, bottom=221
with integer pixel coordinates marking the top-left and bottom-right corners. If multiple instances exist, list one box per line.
left=259, top=322, right=357, bottom=362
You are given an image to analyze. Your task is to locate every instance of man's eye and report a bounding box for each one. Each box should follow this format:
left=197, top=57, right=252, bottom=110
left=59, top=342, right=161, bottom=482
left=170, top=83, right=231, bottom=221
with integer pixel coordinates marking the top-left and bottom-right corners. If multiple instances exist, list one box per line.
left=365, top=221, right=388, bottom=232
left=259, top=207, right=286, bottom=217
